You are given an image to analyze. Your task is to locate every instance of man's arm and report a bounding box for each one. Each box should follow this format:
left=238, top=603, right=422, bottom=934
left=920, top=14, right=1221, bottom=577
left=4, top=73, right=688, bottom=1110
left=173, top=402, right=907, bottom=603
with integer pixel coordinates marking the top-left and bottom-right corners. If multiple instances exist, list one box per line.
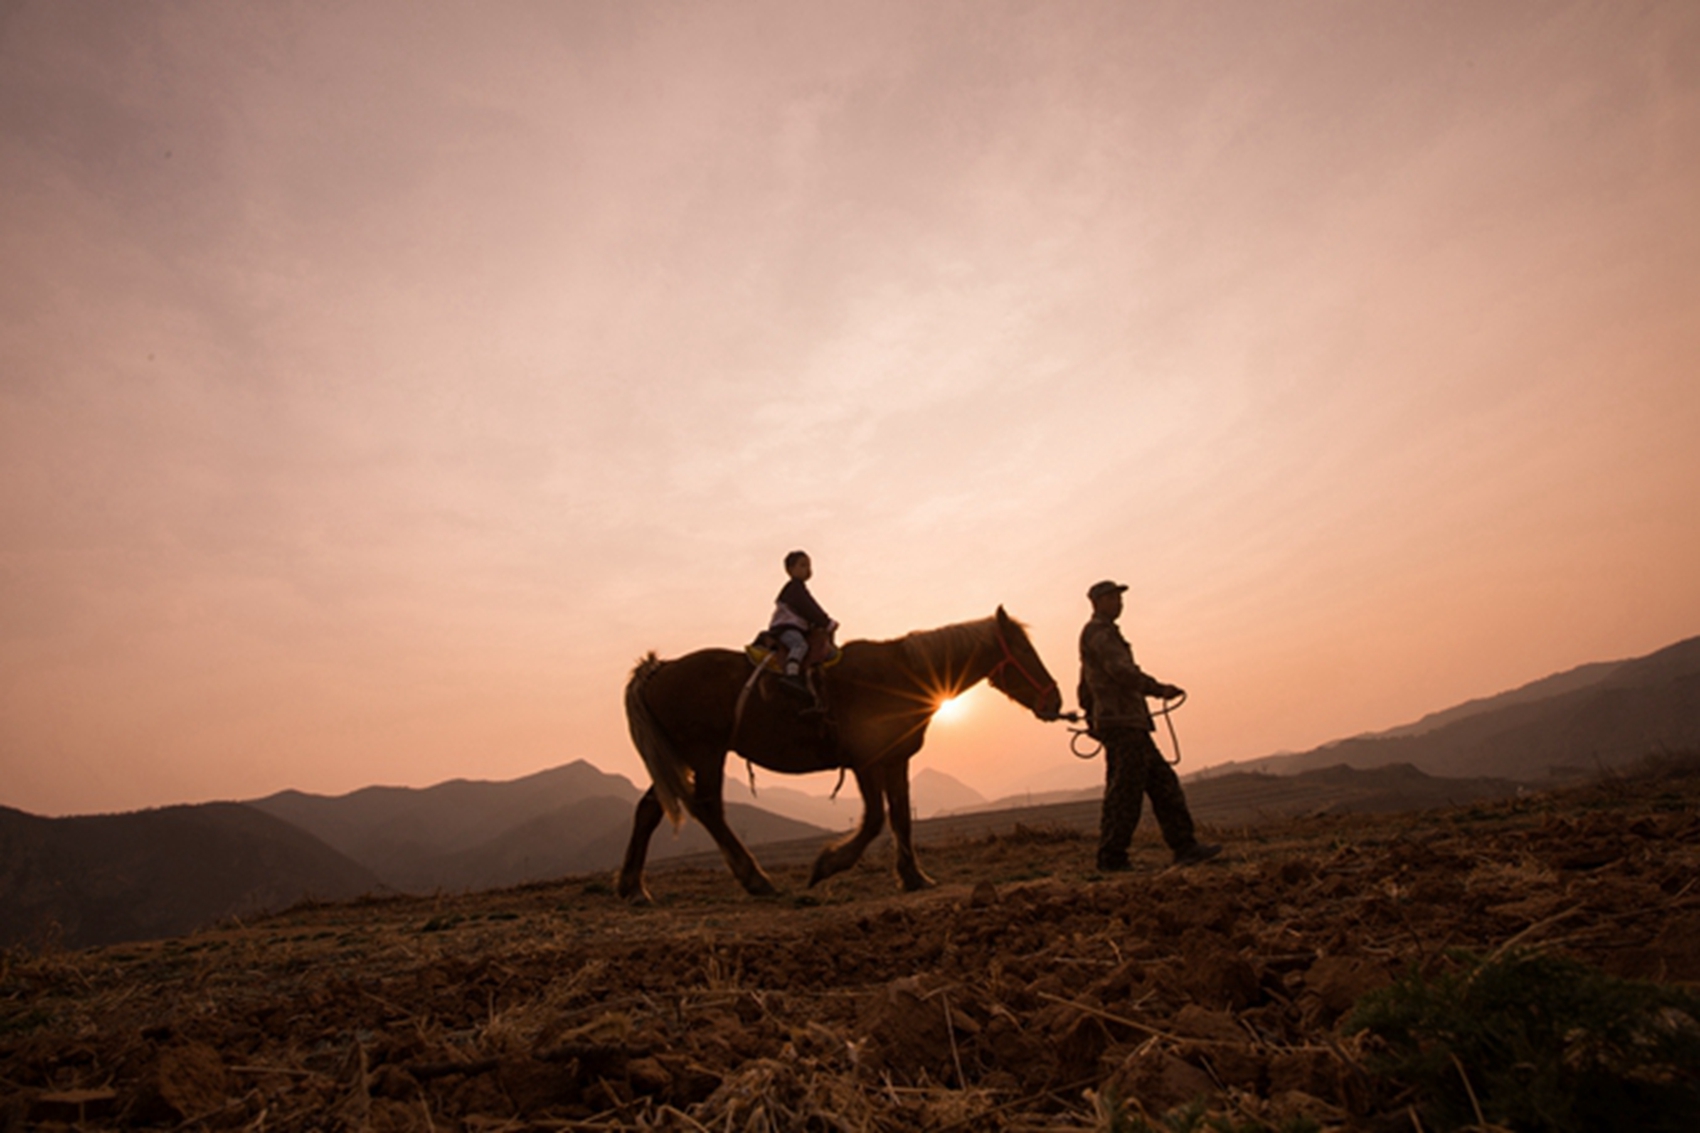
left=1083, top=626, right=1180, bottom=699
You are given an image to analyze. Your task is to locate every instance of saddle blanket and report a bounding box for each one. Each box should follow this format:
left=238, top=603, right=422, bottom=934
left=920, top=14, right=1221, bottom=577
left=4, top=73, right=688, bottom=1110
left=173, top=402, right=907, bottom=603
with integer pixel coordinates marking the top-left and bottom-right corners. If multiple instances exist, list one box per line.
left=745, top=640, right=843, bottom=669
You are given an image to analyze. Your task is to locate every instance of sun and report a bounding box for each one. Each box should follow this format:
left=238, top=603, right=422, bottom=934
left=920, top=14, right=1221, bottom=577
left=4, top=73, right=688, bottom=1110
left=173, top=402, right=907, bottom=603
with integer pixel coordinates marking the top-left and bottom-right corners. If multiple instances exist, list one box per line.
left=932, top=693, right=970, bottom=724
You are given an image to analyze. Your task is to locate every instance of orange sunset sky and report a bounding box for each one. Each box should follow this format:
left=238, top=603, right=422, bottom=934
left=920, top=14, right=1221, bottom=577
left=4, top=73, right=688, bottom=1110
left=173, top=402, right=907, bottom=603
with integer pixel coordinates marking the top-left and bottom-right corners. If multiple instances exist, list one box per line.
left=3, top=2, right=1698, bottom=817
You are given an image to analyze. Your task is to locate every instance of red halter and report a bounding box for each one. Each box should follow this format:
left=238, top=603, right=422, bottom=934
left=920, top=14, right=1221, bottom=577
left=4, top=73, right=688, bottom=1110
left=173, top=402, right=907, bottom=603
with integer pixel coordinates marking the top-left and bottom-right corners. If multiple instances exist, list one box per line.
left=988, top=620, right=1058, bottom=712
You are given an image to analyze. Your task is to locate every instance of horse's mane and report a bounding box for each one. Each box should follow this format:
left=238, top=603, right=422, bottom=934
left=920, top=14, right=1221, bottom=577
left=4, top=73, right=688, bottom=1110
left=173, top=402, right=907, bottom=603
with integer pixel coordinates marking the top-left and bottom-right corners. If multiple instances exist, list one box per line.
left=843, top=612, right=1031, bottom=671
left=894, top=616, right=1001, bottom=669
left=897, top=612, right=992, bottom=656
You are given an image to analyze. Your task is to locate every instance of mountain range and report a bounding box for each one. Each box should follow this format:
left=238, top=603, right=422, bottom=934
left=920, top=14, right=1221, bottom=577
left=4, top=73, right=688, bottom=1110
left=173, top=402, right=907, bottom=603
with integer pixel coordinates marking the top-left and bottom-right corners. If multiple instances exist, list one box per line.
left=4, top=633, right=1695, bottom=949
left=247, top=761, right=831, bottom=893
left=1195, top=634, right=1700, bottom=782
left=0, top=802, right=379, bottom=949
left=0, top=760, right=995, bottom=949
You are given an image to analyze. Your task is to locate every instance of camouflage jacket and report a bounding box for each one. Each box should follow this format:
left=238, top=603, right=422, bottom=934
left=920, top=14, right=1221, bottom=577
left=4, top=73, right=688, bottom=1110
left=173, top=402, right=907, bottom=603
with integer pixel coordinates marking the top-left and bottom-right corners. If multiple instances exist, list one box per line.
left=1077, top=617, right=1176, bottom=732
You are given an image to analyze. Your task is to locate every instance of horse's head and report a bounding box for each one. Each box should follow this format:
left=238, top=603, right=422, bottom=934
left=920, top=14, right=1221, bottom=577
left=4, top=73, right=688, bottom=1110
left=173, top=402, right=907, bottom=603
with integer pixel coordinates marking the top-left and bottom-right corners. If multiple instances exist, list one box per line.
left=987, top=606, right=1065, bottom=720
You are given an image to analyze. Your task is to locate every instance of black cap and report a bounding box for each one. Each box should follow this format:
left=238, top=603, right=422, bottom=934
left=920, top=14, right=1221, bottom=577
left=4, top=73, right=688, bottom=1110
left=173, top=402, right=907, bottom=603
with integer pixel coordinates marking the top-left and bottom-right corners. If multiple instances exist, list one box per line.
left=1088, top=580, right=1129, bottom=601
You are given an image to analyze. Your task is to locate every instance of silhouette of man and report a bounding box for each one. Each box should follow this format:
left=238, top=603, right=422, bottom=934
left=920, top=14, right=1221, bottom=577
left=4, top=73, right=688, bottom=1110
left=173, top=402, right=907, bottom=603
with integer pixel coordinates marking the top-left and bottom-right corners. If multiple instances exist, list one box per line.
left=1078, top=580, right=1220, bottom=871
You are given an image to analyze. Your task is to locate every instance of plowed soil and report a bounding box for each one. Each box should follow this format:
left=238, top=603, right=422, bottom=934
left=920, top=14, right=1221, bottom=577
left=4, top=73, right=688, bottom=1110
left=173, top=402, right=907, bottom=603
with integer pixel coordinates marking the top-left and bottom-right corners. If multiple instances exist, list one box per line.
left=5, top=762, right=1698, bottom=1131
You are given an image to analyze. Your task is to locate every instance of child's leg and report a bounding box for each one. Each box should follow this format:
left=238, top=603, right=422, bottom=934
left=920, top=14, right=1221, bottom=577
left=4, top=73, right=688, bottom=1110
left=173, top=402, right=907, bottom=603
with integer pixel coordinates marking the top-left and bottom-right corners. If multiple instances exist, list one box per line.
left=778, top=629, right=808, bottom=674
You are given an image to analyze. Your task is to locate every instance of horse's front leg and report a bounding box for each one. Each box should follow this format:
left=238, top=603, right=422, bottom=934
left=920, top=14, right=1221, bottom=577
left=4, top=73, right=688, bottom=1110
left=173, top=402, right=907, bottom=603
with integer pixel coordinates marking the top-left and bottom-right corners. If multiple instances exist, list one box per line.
left=689, top=753, right=779, bottom=897
left=809, top=766, right=885, bottom=887
left=616, top=787, right=666, bottom=903
left=882, top=758, right=935, bottom=891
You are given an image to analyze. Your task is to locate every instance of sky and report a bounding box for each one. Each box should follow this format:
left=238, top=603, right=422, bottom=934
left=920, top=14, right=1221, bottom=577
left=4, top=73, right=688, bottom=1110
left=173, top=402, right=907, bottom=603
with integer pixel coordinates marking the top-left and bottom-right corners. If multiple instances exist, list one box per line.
left=3, top=1, right=1698, bottom=817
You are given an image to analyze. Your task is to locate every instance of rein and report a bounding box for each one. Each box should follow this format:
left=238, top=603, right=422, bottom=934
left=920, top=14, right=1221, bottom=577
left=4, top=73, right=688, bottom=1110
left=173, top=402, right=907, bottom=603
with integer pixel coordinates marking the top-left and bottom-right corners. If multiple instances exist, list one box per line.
left=1066, top=691, right=1187, bottom=766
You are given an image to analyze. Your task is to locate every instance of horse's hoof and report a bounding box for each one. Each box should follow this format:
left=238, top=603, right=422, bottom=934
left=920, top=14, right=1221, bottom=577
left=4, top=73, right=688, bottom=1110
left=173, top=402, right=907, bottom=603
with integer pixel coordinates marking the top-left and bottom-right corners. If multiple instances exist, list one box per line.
left=742, top=875, right=780, bottom=898
left=807, top=856, right=842, bottom=887
left=615, top=876, right=654, bottom=905
left=900, top=872, right=937, bottom=893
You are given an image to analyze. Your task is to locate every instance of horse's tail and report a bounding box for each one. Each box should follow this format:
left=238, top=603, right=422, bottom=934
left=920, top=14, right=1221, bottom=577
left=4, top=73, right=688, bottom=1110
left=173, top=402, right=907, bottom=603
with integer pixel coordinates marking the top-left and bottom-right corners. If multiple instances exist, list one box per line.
left=625, top=652, right=691, bottom=828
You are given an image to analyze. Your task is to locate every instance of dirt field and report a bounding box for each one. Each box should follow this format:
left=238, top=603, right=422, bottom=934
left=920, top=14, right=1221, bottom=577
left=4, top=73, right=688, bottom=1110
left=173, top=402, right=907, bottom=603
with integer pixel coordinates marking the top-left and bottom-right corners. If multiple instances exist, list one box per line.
left=4, top=761, right=1698, bottom=1131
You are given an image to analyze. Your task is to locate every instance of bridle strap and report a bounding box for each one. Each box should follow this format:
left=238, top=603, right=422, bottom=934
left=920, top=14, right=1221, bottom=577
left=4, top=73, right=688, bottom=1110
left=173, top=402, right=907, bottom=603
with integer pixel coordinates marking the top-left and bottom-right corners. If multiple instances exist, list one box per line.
left=988, top=621, right=1057, bottom=706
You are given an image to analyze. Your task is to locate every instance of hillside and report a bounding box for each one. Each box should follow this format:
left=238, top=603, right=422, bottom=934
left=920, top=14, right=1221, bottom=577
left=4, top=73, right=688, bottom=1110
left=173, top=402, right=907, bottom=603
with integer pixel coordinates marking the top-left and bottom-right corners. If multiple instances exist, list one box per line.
left=400, top=797, right=832, bottom=892
left=909, top=766, right=991, bottom=815
left=658, top=762, right=1527, bottom=874
left=710, top=764, right=987, bottom=825
left=1202, top=634, right=1700, bottom=783
left=248, top=761, right=643, bottom=879
left=0, top=762, right=1522, bottom=952
left=0, top=781, right=827, bottom=949
left=251, top=762, right=831, bottom=893
left=4, top=759, right=1695, bottom=1130
left=720, top=771, right=862, bottom=829
left=0, top=803, right=378, bottom=951
left=1369, top=657, right=1627, bottom=739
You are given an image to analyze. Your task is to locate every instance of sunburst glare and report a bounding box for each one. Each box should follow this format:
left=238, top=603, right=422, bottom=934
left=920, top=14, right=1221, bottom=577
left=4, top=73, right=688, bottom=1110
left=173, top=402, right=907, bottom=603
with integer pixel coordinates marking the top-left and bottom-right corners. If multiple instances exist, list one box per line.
left=932, top=693, right=969, bottom=724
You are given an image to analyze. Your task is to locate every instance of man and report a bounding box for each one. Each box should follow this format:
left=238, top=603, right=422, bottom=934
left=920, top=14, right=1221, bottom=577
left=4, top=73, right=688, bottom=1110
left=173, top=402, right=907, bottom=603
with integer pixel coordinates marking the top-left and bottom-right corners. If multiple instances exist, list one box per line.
left=1078, top=579, right=1221, bottom=871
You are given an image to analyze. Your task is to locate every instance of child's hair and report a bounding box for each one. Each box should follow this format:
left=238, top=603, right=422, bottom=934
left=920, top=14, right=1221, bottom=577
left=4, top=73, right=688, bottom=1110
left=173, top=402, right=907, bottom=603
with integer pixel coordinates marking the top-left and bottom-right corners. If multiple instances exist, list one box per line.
left=784, top=550, right=809, bottom=571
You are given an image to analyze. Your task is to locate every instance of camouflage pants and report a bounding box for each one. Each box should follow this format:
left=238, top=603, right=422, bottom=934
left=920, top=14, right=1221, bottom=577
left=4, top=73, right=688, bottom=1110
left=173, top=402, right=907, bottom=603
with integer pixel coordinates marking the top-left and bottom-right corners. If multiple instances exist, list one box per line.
left=1098, top=727, right=1197, bottom=865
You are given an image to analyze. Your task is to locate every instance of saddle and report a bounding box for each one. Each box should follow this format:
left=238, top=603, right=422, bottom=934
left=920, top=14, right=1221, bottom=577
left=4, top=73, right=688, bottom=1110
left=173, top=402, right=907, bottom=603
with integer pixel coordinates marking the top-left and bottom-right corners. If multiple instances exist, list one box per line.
left=737, top=625, right=841, bottom=727
left=746, top=625, right=842, bottom=669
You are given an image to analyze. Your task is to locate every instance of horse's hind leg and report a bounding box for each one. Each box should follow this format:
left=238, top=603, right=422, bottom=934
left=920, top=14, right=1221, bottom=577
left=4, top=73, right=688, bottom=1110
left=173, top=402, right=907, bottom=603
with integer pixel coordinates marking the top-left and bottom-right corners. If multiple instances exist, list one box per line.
left=689, top=755, right=779, bottom=897
left=808, top=766, right=886, bottom=887
left=882, top=759, right=935, bottom=891
left=616, top=787, right=665, bottom=902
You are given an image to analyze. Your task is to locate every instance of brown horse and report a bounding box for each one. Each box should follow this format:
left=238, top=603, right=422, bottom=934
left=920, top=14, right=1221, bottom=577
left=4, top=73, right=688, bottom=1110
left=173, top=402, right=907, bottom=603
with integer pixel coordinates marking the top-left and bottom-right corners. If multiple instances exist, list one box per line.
left=618, top=607, right=1063, bottom=901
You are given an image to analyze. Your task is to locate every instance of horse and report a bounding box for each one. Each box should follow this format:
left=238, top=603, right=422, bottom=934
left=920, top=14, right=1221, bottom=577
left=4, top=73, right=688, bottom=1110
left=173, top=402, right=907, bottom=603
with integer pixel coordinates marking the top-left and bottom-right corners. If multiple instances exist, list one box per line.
left=617, top=607, right=1064, bottom=901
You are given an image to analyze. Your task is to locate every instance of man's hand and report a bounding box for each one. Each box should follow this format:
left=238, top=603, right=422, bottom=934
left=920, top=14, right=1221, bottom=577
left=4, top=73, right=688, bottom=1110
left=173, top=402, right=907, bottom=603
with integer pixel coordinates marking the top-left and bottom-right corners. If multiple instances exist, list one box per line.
left=1160, top=684, right=1186, bottom=700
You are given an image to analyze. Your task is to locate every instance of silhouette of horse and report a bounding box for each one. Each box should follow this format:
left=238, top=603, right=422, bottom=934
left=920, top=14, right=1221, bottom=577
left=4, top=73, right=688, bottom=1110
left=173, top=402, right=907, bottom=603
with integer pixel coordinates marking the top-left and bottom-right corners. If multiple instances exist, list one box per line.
left=618, top=607, right=1063, bottom=900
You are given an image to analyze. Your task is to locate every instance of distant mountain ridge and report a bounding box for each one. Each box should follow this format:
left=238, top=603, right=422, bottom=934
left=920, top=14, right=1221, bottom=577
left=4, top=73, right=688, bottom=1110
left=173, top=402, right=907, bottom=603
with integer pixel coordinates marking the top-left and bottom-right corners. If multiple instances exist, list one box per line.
left=721, top=773, right=860, bottom=829
left=1200, top=635, right=1700, bottom=782
left=1365, top=659, right=1628, bottom=740
left=249, top=760, right=832, bottom=892
left=249, top=761, right=644, bottom=884
left=0, top=803, right=378, bottom=950
left=910, top=767, right=990, bottom=815
left=1, top=763, right=836, bottom=949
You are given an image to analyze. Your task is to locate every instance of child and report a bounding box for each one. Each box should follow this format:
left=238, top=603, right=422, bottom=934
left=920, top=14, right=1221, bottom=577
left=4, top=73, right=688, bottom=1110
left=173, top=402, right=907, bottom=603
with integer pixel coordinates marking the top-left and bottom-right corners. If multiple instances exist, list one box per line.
left=770, top=550, right=835, bottom=697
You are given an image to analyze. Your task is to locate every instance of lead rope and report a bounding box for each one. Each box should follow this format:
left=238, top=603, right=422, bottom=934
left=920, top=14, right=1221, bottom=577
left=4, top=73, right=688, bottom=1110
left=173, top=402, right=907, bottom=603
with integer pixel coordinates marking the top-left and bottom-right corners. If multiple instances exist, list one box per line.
left=1064, top=691, right=1186, bottom=766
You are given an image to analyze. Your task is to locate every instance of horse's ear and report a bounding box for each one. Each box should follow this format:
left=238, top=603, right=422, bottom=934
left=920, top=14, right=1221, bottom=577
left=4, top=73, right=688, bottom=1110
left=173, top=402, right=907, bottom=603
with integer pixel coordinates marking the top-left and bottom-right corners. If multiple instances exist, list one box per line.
left=995, top=605, right=1010, bottom=626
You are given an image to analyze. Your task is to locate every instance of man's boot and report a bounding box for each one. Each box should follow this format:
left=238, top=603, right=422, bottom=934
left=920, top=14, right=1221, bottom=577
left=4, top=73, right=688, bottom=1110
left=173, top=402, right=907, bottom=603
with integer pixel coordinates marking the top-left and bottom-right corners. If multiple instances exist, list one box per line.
left=1173, top=842, right=1222, bottom=866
